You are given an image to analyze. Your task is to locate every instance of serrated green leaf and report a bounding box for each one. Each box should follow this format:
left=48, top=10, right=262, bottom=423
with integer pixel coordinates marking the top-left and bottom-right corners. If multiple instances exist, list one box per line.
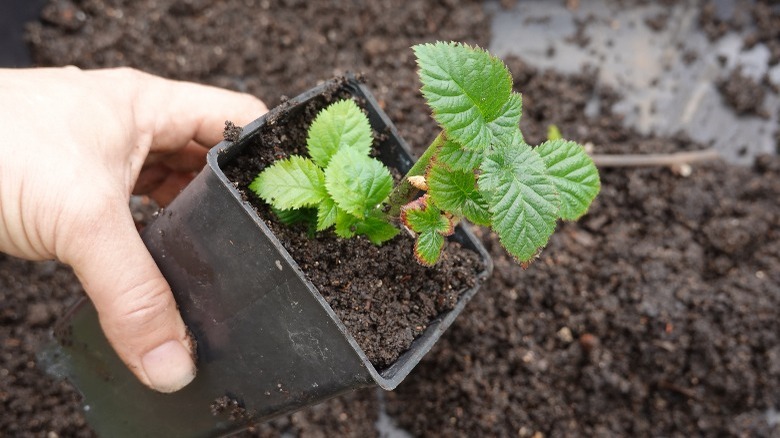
left=427, top=163, right=491, bottom=226
left=316, top=197, right=338, bottom=231
left=414, top=42, right=521, bottom=150
left=401, top=197, right=453, bottom=236
left=324, top=148, right=393, bottom=219
left=355, top=215, right=400, bottom=244
left=273, top=207, right=316, bottom=226
left=307, top=99, right=373, bottom=168
left=250, top=156, right=327, bottom=210
left=437, top=138, right=484, bottom=171
left=415, top=231, right=445, bottom=266
left=479, top=141, right=560, bottom=262
left=334, top=208, right=358, bottom=238
left=536, top=139, right=600, bottom=220
left=488, top=93, right=523, bottom=148
left=400, top=197, right=453, bottom=266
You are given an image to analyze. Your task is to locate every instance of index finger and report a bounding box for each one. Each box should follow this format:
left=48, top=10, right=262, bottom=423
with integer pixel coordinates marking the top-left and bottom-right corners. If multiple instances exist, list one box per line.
left=92, top=68, right=268, bottom=153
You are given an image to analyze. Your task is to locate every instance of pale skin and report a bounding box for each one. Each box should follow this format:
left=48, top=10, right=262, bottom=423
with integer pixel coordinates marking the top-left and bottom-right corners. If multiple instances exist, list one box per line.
left=0, top=67, right=268, bottom=393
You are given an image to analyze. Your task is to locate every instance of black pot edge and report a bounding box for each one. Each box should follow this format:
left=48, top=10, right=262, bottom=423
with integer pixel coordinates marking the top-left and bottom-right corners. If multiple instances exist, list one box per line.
left=206, top=75, right=493, bottom=390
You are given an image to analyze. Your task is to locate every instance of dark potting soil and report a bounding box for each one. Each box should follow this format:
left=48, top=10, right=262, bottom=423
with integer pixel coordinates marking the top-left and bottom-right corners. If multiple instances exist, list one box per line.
left=717, top=68, right=770, bottom=118
left=699, top=0, right=780, bottom=66
left=4, top=0, right=779, bottom=436
left=221, top=85, right=484, bottom=369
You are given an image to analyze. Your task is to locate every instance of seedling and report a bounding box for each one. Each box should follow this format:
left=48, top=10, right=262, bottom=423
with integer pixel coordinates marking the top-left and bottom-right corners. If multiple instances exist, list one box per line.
left=252, top=41, right=600, bottom=266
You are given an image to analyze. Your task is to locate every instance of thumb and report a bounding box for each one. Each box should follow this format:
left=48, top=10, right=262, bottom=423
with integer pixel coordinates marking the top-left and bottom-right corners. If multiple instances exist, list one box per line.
left=65, top=197, right=196, bottom=393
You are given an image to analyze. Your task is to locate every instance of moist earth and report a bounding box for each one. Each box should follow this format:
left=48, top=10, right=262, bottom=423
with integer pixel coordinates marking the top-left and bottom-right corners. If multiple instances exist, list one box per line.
left=1, top=0, right=778, bottom=436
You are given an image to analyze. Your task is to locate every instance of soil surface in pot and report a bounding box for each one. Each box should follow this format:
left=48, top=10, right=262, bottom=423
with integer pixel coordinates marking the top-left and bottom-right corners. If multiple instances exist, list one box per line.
left=221, top=85, right=485, bottom=369
left=3, top=0, right=778, bottom=436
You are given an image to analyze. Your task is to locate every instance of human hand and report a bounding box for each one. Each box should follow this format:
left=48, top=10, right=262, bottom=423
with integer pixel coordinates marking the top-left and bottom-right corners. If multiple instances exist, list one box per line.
left=0, top=67, right=267, bottom=392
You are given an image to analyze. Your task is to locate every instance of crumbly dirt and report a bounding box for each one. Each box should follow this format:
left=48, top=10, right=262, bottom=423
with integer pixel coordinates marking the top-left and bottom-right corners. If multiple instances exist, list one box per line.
left=699, top=0, right=780, bottom=66
left=3, top=0, right=778, bottom=437
left=717, top=68, right=770, bottom=118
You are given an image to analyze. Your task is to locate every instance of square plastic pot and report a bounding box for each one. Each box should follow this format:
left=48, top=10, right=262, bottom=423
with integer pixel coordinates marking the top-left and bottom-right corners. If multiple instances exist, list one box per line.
left=40, top=76, right=493, bottom=437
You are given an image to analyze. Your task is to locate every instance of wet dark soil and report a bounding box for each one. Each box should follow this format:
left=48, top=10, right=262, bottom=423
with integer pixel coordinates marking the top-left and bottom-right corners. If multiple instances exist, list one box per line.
left=2, top=0, right=778, bottom=436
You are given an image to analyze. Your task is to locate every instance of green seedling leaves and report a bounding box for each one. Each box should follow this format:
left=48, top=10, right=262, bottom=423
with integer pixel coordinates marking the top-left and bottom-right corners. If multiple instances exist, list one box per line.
left=250, top=155, right=327, bottom=210
left=355, top=213, right=401, bottom=244
left=536, top=139, right=600, bottom=220
left=307, top=99, right=373, bottom=168
left=414, top=41, right=521, bottom=151
left=427, top=163, right=491, bottom=226
left=273, top=207, right=316, bottom=226
left=325, top=148, right=393, bottom=219
left=253, top=99, right=399, bottom=244
left=401, top=196, right=454, bottom=266
left=316, top=197, right=338, bottom=231
left=479, top=141, right=560, bottom=262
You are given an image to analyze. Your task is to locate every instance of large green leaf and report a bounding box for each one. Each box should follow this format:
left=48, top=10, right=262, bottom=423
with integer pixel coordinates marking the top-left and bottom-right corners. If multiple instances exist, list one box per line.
left=535, top=139, right=601, bottom=220
left=307, top=99, right=373, bottom=168
left=324, top=148, right=393, bottom=219
left=479, top=142, right=560, bottom=262
left=249, top=155, right=327, bottom=210
left=414, top=42, right=521, bottom=150
left=427, top=163, right=491, bottom=226
left=437, top=137, right=484, bottom=172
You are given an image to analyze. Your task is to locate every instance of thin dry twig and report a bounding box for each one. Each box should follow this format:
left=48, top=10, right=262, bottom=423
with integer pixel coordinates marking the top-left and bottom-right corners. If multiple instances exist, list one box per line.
left=591, top=148, right=720, bottom=168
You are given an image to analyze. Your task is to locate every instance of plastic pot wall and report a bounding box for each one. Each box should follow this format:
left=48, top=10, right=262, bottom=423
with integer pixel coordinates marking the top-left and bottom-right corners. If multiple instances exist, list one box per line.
left=40, top=77, right=492, bottom=437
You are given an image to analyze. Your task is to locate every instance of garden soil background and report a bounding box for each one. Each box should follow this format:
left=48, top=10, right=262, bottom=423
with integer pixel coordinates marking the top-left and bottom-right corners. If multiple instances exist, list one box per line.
left=1, top=0, right=779, bottom=436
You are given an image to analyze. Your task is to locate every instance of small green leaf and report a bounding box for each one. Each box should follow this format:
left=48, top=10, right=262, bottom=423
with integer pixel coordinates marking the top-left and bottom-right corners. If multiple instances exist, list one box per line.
left=427, top=163, right=491, bottom=226
left=334, top=208, right=358, bottom=238
left=414, top=42, right=521, bottom=150
left=250, top=156, right=327, bottom=210
left=437, top=138, right=484, bottom=172
left=316, top=197, right=338, bottom=231
left=401, top=196, right=453, bottom=236
left=536, top=139, right=600, bottom=220
left=415, top=231, right=445, bottom=266
left=547, top=124, right=563, bottom=141
left=325, top=148, right=393, bottom=219
left=273, top=207, right=316, bottom=226
left=401, top=196, right=454, bottom=266
left=355, top=214, right=400, bottom=244
left=307, top=99, right=373, bottom=168
left=479, top=141, right=560, bottom=262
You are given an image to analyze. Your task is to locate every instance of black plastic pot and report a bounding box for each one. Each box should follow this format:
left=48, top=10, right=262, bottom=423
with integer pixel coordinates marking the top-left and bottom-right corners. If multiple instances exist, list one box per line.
left=40, top=77, right=492, bottom=437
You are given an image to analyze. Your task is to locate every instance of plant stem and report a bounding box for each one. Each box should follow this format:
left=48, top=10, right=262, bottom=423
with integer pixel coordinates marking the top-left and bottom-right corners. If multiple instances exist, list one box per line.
left=384, top=131, right=446, bottom=218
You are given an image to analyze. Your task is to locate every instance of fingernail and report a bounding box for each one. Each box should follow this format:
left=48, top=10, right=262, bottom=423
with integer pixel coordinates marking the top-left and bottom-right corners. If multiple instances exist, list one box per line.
left=141, top=340, right=196, bottom=393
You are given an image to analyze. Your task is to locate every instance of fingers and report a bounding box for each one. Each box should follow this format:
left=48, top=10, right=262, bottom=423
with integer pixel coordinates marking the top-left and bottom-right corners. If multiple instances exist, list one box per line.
left=65, top=195, right=197, bottom=393
left=94, top=68, right=268, bottom=153
left=148, top=172, right=195, bottom=207
left=145, top=142, right=208, bottom=172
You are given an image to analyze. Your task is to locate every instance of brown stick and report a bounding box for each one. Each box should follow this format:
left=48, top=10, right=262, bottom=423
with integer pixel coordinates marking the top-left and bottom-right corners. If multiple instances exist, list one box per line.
left=591, top=148, right=721, bottom=168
